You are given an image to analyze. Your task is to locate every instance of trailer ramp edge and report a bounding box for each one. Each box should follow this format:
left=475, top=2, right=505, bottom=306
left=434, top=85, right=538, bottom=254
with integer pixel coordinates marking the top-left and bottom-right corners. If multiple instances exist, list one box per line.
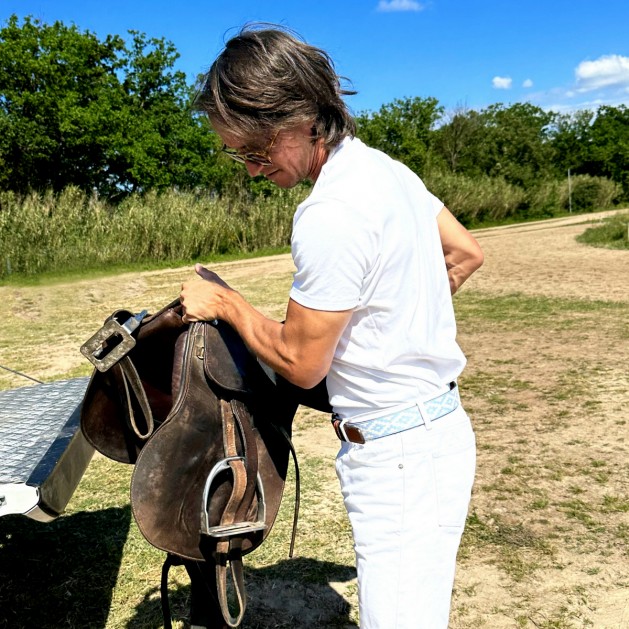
left=0, top=377, right=94, bottom=522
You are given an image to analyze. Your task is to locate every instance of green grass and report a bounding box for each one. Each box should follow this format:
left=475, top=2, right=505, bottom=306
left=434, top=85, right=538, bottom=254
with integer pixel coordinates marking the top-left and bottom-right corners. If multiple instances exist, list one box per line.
left=576, top=211, right=629, bottom=249
left=454, top=291, right=628, bottom=327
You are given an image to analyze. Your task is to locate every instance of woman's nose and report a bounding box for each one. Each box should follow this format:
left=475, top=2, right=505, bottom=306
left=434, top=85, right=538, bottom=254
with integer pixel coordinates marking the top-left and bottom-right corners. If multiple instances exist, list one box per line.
left=245, top=160, right=264, bottom=177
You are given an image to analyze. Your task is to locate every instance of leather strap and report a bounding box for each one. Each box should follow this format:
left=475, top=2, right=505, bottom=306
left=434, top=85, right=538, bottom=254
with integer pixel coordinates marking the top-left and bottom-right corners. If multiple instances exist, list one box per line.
left=214, top=398, right=259, bottom=628
left=277, top=424, right=300, bottom=558
left=116, top=356, right=155, bottom=439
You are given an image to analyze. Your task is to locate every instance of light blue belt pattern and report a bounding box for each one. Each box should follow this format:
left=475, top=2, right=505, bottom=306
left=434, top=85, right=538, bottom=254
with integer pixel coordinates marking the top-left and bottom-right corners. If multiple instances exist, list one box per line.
left=333, top=382, right=460, bottom=443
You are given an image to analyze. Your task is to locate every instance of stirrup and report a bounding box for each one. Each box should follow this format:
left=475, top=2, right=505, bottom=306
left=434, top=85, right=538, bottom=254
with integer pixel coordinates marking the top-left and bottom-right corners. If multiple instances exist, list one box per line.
left=200, top=457, right=267, bottom=538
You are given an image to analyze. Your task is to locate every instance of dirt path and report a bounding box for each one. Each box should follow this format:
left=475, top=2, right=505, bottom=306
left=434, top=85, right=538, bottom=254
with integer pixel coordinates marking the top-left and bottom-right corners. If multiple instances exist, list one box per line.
left=467, top=210, right=628, bottom=302
left=1, top=209, right=626, bottom=389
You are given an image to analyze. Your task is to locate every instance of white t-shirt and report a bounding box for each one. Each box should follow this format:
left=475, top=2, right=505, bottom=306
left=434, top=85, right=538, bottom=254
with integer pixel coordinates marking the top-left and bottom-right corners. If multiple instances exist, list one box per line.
left=289, top=137, right=466, bottom=420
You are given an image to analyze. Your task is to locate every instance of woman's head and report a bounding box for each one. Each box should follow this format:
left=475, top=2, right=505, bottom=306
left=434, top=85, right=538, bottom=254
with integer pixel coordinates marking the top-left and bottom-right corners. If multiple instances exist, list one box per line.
left=194, top=25, right=356, bottom=148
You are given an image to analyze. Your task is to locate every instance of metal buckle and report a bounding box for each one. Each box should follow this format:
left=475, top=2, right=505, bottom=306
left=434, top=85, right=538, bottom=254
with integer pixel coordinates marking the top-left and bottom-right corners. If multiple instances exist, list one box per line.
left=332, top=417, right=365, bottom=444
left=80, top=311, right=147, bottom=372
left=331, top=416, right=348, bottom=441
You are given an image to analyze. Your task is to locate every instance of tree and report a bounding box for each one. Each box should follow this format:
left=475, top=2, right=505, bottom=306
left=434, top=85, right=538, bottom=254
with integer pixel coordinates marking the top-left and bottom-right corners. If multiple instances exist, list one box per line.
left=433, top=105, right=484, bottom=174
left=471, top=103, right=556, bottom=187
left=355, top=96, right=443, bottom=175
left=0, top=15, right=127, bottom=194
left=549, top=109, right=595, bottom=175
left=0, top=15, right=227, bottom=198
left=584, top=105, right=629, bottom=197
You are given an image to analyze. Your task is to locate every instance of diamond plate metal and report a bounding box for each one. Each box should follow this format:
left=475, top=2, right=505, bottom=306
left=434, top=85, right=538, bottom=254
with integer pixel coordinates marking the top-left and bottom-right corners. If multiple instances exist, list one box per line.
left=0, top=378, right=89, bottom=484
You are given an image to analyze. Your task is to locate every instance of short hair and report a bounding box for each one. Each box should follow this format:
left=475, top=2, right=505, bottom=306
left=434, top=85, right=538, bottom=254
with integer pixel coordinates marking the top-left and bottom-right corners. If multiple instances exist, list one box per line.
left=194, top=24, right=356, bottom=147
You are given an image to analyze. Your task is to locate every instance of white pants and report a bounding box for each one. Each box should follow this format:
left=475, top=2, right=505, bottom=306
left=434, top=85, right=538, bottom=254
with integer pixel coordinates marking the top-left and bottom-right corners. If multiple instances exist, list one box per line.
left=335, top=405, right=476, bottom=629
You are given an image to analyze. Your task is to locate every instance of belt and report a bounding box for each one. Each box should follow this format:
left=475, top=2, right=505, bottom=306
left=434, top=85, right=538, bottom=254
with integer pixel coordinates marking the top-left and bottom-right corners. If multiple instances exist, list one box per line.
left=331, top=382, right=459, bottom=444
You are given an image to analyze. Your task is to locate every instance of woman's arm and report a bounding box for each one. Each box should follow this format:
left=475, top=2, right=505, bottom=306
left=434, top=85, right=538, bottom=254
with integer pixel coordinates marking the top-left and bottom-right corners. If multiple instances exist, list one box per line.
left=437, top=206, right=484, bottom=294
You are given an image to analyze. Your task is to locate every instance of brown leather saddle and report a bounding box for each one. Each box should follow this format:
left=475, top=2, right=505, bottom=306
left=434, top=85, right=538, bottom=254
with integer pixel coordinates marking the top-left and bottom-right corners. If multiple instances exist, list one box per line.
left=80, top=299, right=329, bottom=627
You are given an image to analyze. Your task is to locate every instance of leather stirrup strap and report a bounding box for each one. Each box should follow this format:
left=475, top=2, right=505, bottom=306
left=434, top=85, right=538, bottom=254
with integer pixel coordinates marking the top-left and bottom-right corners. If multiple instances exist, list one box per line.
left=214, top=398, right=256, bottom=628
left=230, top=399, right=260, bottom=521
left=215, top=555, right=246, bottom=629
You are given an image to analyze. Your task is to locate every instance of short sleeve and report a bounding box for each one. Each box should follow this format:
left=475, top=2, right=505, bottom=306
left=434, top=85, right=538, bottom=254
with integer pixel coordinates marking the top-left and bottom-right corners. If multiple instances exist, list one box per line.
left=289, top=199, right=377, bottom=311
left=429, top=191, right=444, bottom=215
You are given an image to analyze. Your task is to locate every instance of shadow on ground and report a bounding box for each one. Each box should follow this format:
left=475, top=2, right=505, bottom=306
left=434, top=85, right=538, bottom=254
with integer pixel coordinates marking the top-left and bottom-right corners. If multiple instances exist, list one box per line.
left=127, top=556, right=358, bottom=629
left=0, top=506, right=131, bottom=629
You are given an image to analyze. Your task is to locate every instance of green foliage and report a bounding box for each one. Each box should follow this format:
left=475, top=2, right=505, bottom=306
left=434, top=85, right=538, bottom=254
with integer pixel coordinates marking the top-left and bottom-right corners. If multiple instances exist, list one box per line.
left=422, top=170, right=620, bottom=226
left=568, top=174, right=622, bottom=212
left=0, top=15, right=226, bottom=197
left=469, top=103, right=556, bottom=187
left=0, top=15, right=126, bottom=194
left=585, top=105, right=629, bottom=197
left=423, top=170, right=526, bottom=225
left=355, top=96, right=443, bottom=174
left=0, top=185, right=309, bottom=279
left=524, top=179, right=564, bottom=219
left=0, top=12, right=627, bottom=234
left=549, top=109, right=595, bottom=172
left=576, top=212, right=629, bottom=250
left=432, top=106, right=484, bottom=174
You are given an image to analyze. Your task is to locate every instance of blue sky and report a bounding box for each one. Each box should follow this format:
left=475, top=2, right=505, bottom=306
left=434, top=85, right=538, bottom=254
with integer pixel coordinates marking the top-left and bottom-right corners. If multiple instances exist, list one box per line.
left=3, top=0, right=629, bottom=116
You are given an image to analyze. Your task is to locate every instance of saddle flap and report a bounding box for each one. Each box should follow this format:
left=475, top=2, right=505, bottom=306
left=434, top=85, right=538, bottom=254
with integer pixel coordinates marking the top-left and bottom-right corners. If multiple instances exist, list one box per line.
left=203, top=322, right=257, bottom=394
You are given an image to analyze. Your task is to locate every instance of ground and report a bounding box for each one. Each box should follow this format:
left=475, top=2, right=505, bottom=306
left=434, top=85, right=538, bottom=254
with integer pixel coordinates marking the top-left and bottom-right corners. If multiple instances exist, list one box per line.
left=1, top=209, right=628, bottom=628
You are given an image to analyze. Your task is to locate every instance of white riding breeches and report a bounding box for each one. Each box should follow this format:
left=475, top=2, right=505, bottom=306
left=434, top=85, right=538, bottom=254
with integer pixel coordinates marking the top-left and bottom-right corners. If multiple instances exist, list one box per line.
left=335, top=405, right=476, bottom=629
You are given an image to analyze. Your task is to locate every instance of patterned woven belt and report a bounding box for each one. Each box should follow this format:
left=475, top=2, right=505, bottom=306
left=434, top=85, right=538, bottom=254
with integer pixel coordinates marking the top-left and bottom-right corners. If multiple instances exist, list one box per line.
left=332, top=382, right=460, bottom=444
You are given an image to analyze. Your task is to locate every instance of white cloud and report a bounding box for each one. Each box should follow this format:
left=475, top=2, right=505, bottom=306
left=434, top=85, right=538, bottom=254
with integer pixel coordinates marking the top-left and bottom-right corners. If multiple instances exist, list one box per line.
left=377, top=0, right=424, bottom=12
left=522, top=79, right=533, bottom=88
left=492, top=76, right=512, bottom=90
left=522, top=54, right=629, bottom=112
left=575, top=54, right=629, bottom=92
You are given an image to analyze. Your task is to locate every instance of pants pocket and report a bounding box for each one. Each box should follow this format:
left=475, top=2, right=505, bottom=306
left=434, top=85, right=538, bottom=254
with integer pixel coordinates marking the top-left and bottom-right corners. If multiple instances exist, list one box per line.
left=431, top=422, right=476, bottom=528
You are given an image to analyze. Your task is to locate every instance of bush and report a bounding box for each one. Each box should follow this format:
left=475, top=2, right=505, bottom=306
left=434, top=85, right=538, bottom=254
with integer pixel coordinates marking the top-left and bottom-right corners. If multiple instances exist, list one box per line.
left=524, top=180, right=563, bottom=219
left=422, top=171, right=622, bottom=225
left=565, top=175, right=622, bottom=212
left=423, top=171, right=526, bottom=226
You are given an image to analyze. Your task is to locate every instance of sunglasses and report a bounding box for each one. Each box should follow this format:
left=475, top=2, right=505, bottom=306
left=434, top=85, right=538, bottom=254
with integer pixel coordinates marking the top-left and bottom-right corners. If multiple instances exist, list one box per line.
left=221, top=130, right=279, bottom=166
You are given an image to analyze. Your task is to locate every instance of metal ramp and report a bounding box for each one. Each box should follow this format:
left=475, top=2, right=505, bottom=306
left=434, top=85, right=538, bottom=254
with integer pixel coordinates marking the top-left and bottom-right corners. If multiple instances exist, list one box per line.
left=0, top=378, right=94, bottom=522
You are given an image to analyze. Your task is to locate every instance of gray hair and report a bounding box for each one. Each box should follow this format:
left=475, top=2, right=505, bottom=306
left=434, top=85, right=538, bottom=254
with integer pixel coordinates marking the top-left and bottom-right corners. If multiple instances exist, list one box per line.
left=194, top=25, right=356, bottom=147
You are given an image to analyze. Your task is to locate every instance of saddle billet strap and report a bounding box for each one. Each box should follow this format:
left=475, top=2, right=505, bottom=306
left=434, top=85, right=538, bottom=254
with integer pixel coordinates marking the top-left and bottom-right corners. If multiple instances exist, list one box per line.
left=116, top=356, right=155, bottom=439
left=160, top=553, right=181, bottom=629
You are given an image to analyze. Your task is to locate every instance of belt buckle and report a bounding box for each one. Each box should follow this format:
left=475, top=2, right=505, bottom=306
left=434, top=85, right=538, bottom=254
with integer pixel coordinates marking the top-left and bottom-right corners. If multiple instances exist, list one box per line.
left=332, top=416, right=366, bottom=444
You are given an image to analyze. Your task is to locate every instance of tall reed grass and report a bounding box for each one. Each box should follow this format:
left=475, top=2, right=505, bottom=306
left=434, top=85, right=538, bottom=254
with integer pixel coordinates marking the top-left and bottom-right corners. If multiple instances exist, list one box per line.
left=423, top=171, right=622, bottom=225
left=0, top=186, right=306, bottom=279
left=0, top=173, right=621, bottom=279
